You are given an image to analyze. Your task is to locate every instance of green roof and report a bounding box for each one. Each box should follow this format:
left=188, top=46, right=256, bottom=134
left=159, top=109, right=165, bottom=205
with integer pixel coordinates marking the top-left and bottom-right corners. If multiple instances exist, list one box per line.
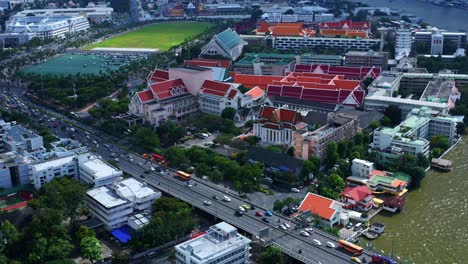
left=244, top=53, right=296, bottom=59
left=236, top=53, right=295, bottom=66
left=369, top=175, right=394, bottom=185
left=216, top=29, right=244, bottom=50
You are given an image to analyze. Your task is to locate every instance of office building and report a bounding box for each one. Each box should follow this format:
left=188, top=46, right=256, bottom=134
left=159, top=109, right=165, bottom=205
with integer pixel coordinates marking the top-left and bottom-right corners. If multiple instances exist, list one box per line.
left=12, top=7, right=113, bottom=22
left=399, top=72, right=468, bottom=95
left=395, top=29, right=412, bottom=59
left=86, top=178, right=161, bottom=230
left=299, top=53, right=343, bottom=66
left=5, top=15, right=89, bottom=39
left=294, top=113, right=359, bottom=160
left=0, top=152, right=31, bottom=188
left=272, top=36, right=380, bottom=51
left=253, top=106, right=307, bottom=146
left=78, top=155, right=123, bottom=187
left=0, top=120, right=45, bottom=156
left=175, top=222, right=251, bottom=264
left=344, top=50, right=388, bottom=69
left=234, top=53, right=296, bottom=76
left=364, top=96, right=450, bottom=117
left=414, top=30, right=467, bottom=55
left=200, top=28, right=246, bottom=60
left=29, top=154, right=78, bottom=189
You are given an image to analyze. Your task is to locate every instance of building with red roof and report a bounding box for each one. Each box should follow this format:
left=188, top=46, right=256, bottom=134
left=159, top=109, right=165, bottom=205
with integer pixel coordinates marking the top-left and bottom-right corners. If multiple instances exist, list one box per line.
left=298, top=192, right=343, bottom=227
left=199, top=80, right=247, bottom=116
left=320, top=29, right=368, bottom=38
left=253, top=106, right=307, bottom=146
left=147, top=69, right=169, bottom=83
left=130, top=78, right=198, bottom=127
left=183, top=58, right=232, bottom=70
left=341, top=186, right=374, bottom=212
left=294, top=64, right=382, bottom=80
left=319, top=20, right=371, bottom=32
left=255, top=22, right=316, bottom=37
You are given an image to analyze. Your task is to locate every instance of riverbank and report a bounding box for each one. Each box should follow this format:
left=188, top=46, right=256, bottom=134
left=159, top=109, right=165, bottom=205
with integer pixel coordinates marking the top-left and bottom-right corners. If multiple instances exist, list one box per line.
left=348, top=0, right=468, bottom=32
left=363, top=136, right=468, bottom=263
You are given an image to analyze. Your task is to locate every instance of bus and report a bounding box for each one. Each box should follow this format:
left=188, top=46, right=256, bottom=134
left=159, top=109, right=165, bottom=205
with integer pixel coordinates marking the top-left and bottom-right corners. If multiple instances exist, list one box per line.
left=338, top=240, right=363, bottom=256
left=176, top=170, right=191, bottom=181
left=371, top=254, right=398, bottom=264
left=151, top=153, right=167, bottom=165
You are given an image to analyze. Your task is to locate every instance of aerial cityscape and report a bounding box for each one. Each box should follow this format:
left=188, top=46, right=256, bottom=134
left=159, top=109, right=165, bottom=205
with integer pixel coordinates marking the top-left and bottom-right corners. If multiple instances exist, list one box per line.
left=0, top=0, right=466, bottom=263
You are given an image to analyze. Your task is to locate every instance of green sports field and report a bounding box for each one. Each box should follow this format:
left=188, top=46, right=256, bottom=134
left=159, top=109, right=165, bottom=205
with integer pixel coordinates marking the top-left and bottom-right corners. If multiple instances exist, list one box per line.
left=86, top=22, right=213, bottom=51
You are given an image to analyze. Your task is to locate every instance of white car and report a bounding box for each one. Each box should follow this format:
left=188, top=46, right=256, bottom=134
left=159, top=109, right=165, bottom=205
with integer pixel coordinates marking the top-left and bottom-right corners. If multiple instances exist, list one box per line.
left=312, top=239, right=322, bottom=246
left=203, top=200, right=212, bottom=206
left=284, top=222, right=291, bottom=228
left=326, top=242, right=335, bottom=248
left=291, top=188, right=300, bottom=193
left=300, top=231, right=310, bottom=237
left=305, top=227, right=314, bottom=233
left=150, top=167, right=156, bottom=171
left=238, top=206, right=246, bottom=212
left=223, top=196, right=231, bottom=202
left=279, top=225, right=287, bottom=230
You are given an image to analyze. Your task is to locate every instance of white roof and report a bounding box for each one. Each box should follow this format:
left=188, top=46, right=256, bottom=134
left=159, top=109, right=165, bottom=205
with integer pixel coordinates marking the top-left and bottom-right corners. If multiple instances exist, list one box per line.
left=87, top=186, right=129, bottom=209
left=366, top=95, right=449, bottom=108
left=32, top=155, right=74, bottom=171
left=113, top=178, right=159, bottom=201
left=80, top=158, right=121, bottom=179
left=353, top=158, right=374, bottom=166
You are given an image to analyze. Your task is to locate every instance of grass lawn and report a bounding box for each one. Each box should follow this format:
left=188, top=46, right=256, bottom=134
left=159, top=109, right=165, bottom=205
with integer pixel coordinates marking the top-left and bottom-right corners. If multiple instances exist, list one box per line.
left=85, top=22, right=213, bottom=51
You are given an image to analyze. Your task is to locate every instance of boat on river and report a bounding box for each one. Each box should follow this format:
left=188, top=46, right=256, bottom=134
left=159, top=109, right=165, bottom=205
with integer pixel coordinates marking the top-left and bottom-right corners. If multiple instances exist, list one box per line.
left=431, top=158, right=452, bottom=171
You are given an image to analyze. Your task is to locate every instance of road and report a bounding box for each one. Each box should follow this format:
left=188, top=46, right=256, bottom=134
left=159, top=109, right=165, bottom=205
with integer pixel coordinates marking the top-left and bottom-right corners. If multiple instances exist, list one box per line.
left=1, top=86, right=374, bottom=264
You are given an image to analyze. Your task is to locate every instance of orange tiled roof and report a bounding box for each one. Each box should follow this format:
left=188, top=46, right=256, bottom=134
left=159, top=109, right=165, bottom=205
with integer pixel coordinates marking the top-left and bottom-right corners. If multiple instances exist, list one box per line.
left=390, top=179, right=407, bottom=188
left=298, top=193, right=337, bottom=220
left=233, top=73, right=283, bottom=89
left=256, top=21, right=270, bottom=34
left=370, top=169, right=387, bottom=176
left=245, top=86, right=265, bottom=100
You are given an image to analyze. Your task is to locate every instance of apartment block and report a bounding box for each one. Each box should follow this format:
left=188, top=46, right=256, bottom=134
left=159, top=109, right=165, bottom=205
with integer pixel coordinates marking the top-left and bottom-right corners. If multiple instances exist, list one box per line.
left=344, top=50, right=388, bottom=69
left=175, top=222, right=251, bottom=264
left=272, top=36, right=381, bottom=51
left=351, top=159, right=374, bottom=178
left=234, top=53, right=296, bottom=76
left=299, top=53, right=343, bottom=66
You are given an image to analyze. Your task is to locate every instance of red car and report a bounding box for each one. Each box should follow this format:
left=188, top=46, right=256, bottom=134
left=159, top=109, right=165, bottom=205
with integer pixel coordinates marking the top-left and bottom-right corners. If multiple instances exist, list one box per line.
left=255, top=211, right=263, bottom=217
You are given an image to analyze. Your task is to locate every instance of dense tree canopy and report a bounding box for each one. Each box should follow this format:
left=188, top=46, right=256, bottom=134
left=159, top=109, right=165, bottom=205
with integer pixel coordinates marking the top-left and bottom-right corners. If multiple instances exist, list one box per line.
left=260, top=246, right=284, bottom=264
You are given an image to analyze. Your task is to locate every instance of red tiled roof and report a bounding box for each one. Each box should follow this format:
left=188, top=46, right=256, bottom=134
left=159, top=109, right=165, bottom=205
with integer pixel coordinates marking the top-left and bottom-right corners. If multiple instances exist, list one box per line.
left=320, top=29, right=368, bottom=38
left=294, top=64, right=382, bottom=80
left=298, top=193, right=337, bottom=220
left=137, top=90, right=154, bottom=102
left=256, top=21, right=270, bottom=34
left=233, top=73, right=283, bottom=89
left=370, top=170, right=386, bottom=177
left=200, top=80, right=232, bottom=97
left=259, top=106, right=303, bottom=125
left=149, top=69, right=169, bottom=83
left=319, top=20, right=371, bottom=30
left=184, top=58, right=232, bottom=69
left=227, top=89, right=238, bottom=99
left=342, top=186, right=373, bottom=202
left=149, top=78, right=188, bottom=100
left=245, top=86, right=265, bottom=100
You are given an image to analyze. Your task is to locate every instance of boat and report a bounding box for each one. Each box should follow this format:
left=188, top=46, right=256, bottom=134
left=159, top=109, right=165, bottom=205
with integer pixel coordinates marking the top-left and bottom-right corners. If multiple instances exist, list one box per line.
left=364, top=231, right=379, bottom=240
left=431, top=158, right=452, bottom=171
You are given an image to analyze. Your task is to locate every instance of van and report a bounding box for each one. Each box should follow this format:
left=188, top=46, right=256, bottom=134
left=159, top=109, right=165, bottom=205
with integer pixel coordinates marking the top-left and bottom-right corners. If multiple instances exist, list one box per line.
left=354, top=223, right=362, bottom=231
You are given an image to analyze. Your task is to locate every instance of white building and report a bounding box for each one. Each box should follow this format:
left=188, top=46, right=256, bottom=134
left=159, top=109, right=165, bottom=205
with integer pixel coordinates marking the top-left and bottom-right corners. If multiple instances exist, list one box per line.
left=5, top=15, right=89, bottom=39
left=351, top=159, right=374, bottom=178
left=431, top=31, right=444, bottom=56
left=395, top=29, right=412, bottom=60
left=30, top=154, right=77, bottom=189
left=364, top=95, right=450, bottom=117
left=175, top=222, right=251, bottom=264
left=0, top=152, right=31, bottom=188
left=272, top=36, right=381, bottom=51
left=12, top=7, right=113, bottom=22
left=1, top=120, right=45, bottom=156
left=200, top=28, right=246, bottom=60
left=86, top=178, right=161, bottom=230
left=78, top=155, right=123, bottom=187
left=198, top=80, right=253, bottom=116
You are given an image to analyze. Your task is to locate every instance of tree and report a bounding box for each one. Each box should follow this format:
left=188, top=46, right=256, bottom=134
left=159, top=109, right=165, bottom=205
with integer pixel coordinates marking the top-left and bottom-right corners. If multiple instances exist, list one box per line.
left=165, top=146, right=189, bottom=168
left=362, top=77, right=374, bottom=90
left=350, top=151, right=361, bottom=161
left=251, top=8, right=264, bottom=20
left=221, top=107, right=236, bottom=120
left=283, top=9, right=294, bottom=15
left=75, top=226, right=96, bottom=243
left=156, top=121, right=186, bottom=147
left=301, top=160, right=316, bottom=180
left=430, top=135, right=451, bottom=151
left=326, top=142, right=339, bottom=168
left=456, top=122, right=465, bottom=135
left=337, top=141, right=348, bottom=159
left=381, top=116, right=391, bottom=127
left=80, top=236, right=102, bottom=264
left=354, top=132, right=364, bottom=145
left=383, top=105, right=402, bottom=127
left=0, top=220, right=18, bottom=256
left=287, top=147, right=294, bottom=156
left=409, top=166, right=426, bottom=189
left=110, top=0, right=130, bottom=12
left=132, top=126, right=160, bottom=151
left=244, top=136, right=261, bottom=146
left=259, top=246, right=284, bottom=264
left=416, top=153, right=429, bottom=168
left=431, top=148, right=443, bottom=158
left=273, top=200, right=284, bottom=213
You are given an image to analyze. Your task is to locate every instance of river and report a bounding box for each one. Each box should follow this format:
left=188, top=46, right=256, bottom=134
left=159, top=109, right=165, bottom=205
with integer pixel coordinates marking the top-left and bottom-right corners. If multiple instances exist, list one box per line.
left=360, top=136, right=468, bottom=263
left=348, top=0, right=468, bottom=32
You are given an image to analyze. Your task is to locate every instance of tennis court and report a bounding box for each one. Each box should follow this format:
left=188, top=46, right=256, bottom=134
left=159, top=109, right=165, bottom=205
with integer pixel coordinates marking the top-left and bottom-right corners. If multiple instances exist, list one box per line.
left=0, top=191, right=34, bottom=212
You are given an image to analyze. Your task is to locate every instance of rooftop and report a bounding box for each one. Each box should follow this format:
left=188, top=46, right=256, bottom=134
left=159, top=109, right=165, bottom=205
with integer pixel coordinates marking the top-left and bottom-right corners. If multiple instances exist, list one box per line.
left=31, top=155, right=74, bottom=171
left=298, top=192, right=341, bottom=220
left=113, top=178, right=159, bottom=202
left=80, top=157, right=121, bottom=179
left=87, top=186, right=129, bottom=209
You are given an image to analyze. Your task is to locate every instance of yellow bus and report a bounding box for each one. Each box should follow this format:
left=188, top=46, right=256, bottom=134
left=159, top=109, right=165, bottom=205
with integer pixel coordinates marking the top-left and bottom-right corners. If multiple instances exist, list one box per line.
left=176, top=170, right=191, bottom=181
left=338, top=239, right=363, bottom=256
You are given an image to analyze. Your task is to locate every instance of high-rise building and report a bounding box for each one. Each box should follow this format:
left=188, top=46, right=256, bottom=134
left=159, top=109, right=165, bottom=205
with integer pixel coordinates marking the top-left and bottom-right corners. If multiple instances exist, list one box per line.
left=430, top=31, right=444, bottom=55
left=175, top=222, right=251, bottom=264
left=395, top=29, right=412, bottom=59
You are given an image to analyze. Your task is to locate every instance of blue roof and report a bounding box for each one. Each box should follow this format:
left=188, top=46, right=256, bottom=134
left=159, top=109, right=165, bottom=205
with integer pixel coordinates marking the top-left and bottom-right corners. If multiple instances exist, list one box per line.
left=216, top=29, right=244, bottom=50
left=111, top=225, right=132, bottom=243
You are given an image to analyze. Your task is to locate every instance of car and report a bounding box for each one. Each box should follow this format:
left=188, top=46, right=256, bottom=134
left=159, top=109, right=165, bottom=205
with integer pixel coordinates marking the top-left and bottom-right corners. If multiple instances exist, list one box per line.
left=223, top=196, right=231, bottom=202
left=312, top=239, right=322, bottom=246
left=241, top=204, right=250, bottom=210
left=138, top=162, right=143, bottom=166
left=160, top=171, right=166, bottom=175
left=279, top=224, right=287, bottom=230
left=114, top=158, right=119, bottom=162
left=238, top=206, right=246, bottom=212
left=284, top=222, right=290, bottom=228
left=262, top=217, right=270, bottom=223
left=350, top=257, right=362, bottom=263
left=255, top=211, right=263, bottom=217
left=346, top=223, right=354, bottom=229
left=264, top=211, right=273, bottom=217
left=92, top=140, right=98, bottom=144
left=235, top=210, right=243, bottom=217
left=203, top=200, right=212, bottom=206
left=291, top=187, right=300, bottom=193
left=354, top=223, right=362, bottom=231
left=150, top=167, right=156, bottom=171
left=140, top=175, right=145, bottom=178
left=300, top=231, right=310, bottom=237
left=144, top=170, right=150, bottom=174
left=186, top=182, right=193, bottom=188
left=212, top=195, right=219, bottom=200
left=326, top=242, right=335, bottom=248
left=305, top=227, right=314, bottom=232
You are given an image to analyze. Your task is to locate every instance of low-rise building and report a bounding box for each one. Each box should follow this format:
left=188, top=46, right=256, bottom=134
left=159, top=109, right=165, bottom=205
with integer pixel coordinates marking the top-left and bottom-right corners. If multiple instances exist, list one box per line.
left=234, top=53, right=296, bottom=76
left=30, top=154, right=77, bottom=190
left=78, top=155, right=123, bottom=187
left=298, top=192, right=343, bottom=227
left=345, top=50, right=388, bottom=69
left=341, top=186, right=374, bottom=212
left=272, top=35, right=381, bottom=52
left=200, top=28, right=246, bottom=60
left=0, top=152, right=31, bottom=188
left=294, top=64, right=381, bottom=80
left=86, top=178, right=161, bottom=230
left=319, top=20, right=371, bottom=33
left=1, top=120, right=45, bottom=156
left=253, top=106, right=307, bottom=146
left=367, top=175, right=407, bottom=195
left=175, top=222, right=251, bottom=264
left=400, top=72, right=468, bottom=95
left=299, top=53, right=343, bottom=66
left=351, top=159, right=374, bottom=178
left=364, top=96, right=450, bottom=117
left=198, top=80, right=253, bottom=116
left=367, top=71, right=403, bottom=97
left=294, top=113, right=359, bottom=160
